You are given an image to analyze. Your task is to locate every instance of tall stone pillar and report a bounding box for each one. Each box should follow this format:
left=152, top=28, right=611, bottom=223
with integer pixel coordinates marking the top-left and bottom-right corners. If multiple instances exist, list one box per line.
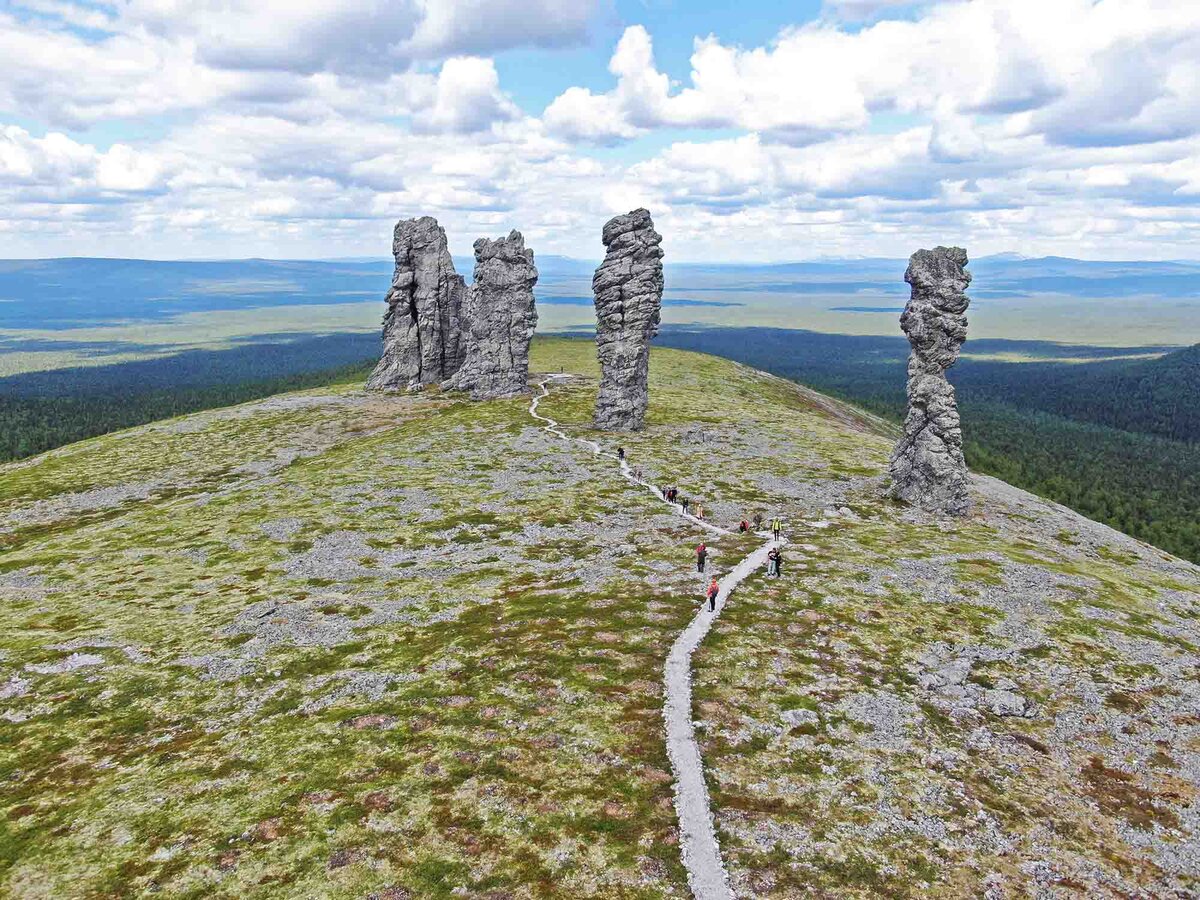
left=592, top=208, right=664, bottom=431
left=888, top=246, right=972, bottom=516
left=367, top=216, right=465, bottom=391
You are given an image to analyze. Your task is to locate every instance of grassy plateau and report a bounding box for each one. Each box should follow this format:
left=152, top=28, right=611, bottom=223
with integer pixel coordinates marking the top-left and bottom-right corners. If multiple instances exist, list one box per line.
left=1, top=338, right=1198, bottom=899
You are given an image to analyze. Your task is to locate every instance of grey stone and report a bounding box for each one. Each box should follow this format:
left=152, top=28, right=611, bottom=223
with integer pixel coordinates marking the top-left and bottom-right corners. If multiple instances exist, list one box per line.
left=0, top=676, right=30, bottom=700
left=26, top=652, right=105, bottom=674
left=443, top=230, right=539, bottom=399
left=984, top=688, right=1032, bottom=717
left=367, top=216, right=466, bottom=391
left=888, top=246, right=972, bottom=516
left=781, top=708, right=819, bottom=728
left=592, top=208, right=664, bottom=431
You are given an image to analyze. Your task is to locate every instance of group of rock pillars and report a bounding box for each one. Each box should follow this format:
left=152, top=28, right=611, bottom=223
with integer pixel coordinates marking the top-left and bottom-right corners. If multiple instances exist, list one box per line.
left=363, top=214, right=974, bottom=896
left=366, top=209, right=974, bottom=514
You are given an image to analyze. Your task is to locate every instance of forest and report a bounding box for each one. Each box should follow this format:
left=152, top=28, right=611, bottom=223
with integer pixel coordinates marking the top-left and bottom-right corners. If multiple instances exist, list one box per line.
left=0, top=334, right=378, bottom=461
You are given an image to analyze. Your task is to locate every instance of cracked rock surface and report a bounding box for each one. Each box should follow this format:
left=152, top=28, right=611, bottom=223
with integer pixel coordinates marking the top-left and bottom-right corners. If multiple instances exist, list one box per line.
left=367, top=216, right=466, bottom=392
left=444, top=230, right=539, bottom=399
left=592, top=208, right=664, bottom=431
left=888, top=246, right=972, bottom=516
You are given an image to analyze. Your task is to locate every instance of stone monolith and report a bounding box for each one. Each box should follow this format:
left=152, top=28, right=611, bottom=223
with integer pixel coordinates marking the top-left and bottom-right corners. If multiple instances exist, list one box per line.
left=592, top=208, right=664, bottom=431
left=443, top=231, right=539, bottom=399
left=367, top=216, right=465, bottom=391
left=888, top=246, right=972, bottom=515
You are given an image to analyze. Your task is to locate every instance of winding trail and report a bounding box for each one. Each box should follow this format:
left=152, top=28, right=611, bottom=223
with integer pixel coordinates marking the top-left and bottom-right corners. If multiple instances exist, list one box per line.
left=530, top=375, right=782, bottom=900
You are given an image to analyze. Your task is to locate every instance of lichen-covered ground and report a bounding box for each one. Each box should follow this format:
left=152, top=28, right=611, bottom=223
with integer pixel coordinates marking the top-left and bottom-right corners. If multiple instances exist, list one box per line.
left=2, top=338, right=1198, bottom=898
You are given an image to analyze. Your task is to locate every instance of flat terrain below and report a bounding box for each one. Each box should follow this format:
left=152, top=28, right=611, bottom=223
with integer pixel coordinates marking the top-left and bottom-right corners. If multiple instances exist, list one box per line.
left=2, top=339, right=1198, bottom=898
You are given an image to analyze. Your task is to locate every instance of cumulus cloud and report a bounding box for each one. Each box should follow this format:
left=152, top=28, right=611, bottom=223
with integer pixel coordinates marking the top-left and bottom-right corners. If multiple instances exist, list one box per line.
left=3, top=0, right=1200, bottom=262
left=0, top=126, right=171, bottom=200
left=544, top=2, right=1200, bottom=150
left=407, top=0, right=599, bottom=58
left=120, top=0, right=598, bottom=73
left=413, top=57, right=520, bottom=134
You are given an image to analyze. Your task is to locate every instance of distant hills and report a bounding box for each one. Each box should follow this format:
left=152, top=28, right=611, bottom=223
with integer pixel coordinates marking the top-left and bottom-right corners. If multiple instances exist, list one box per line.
left=3, top=254, right=1200, bottom=332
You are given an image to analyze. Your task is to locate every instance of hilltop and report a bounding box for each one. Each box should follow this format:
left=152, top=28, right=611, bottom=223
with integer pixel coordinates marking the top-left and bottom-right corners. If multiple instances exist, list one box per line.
left=2, top=338, right=1198, bottom=899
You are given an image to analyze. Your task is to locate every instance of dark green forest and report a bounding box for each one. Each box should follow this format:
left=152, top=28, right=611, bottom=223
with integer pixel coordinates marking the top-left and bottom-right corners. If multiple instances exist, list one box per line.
left=0, top=335, right=378, bottom=461
left=654, top=327, right=1200, bottom=564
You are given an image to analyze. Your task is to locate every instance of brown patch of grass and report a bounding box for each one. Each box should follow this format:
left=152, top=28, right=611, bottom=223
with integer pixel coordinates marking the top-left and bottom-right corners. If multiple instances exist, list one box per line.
left=1082, top=757, right=1180, bottom=832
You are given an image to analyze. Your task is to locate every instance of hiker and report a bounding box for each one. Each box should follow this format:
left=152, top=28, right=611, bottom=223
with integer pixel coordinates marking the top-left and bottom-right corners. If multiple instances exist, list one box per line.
left=767, top=547, right=781, bottom=577
left=738, top=519, right=749, bottom=533
left=681, top=496, right=690, bottom=514
left=696, top=503, right=704, bottom=520
left=771, top=517, right=782, bottom=540
left=706, top=576, right=720, bottom=611
left=696, top=542, right=707, bottom=572
left=617, top=447, right=625, bottom=462
left=669, top=487, right=678, bottom=503
left=662, top=486, right=669, bottom=500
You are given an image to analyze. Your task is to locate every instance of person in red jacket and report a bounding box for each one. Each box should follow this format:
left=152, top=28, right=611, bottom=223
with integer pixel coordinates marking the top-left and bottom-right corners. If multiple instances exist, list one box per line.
left=706, top=577, right=720, bottom=611
left=696, top=542, right=707, bottom=573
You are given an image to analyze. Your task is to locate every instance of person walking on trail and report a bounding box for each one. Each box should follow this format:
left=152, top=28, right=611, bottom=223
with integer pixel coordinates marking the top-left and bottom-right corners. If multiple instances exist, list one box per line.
left=738, top=519, right=750, bottom=533
left=772, top=517, right=783, bottom=540
left=617, top=447, right=625, bottom=462
left=706, top=576, right=720, bottom=611
left=767, top=547, right=781, bottom=577
left=696, top=542, right=707, bottom=572
left=681, top=496, right=690, bottom=514
left=696, top=503, right=704, bottom=520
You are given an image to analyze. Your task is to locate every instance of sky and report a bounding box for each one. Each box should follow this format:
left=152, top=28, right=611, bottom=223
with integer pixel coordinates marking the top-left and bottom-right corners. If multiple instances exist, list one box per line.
left=1, top=0, right=1198, bottom=263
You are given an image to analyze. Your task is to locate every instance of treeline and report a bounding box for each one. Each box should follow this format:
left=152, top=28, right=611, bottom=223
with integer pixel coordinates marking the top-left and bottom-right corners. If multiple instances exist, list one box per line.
left=654, top=326, right=1200, bottom=564
left=952, top=344, right=1200, bottom=445
left=0, top=334, right=379, bottom=461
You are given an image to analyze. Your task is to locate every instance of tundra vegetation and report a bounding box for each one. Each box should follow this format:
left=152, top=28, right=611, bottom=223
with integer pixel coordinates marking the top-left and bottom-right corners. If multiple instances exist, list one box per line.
left=1, top=338, right=1198, bottom=898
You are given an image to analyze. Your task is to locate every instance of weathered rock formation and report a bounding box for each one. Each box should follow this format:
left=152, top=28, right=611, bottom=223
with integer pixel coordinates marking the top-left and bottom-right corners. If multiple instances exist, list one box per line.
left=367, top=216, right=466, bottom=391
left=443, top=231, right=539, bottom=399
left=592, top=208, right=664, bottom=431
left=888, top=246, right=972, bottom=516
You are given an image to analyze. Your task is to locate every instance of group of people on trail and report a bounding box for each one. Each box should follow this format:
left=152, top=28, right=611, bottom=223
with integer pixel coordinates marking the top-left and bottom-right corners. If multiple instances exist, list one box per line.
left=615, top=448, right=786, bottom=610
left=660, top=486, right=705, bottom=520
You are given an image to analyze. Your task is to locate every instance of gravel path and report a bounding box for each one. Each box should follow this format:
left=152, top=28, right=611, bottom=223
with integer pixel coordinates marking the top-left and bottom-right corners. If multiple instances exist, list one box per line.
left=531, top=375, right=781, bottom=900
left=665, top=539, right=779, bottom=900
